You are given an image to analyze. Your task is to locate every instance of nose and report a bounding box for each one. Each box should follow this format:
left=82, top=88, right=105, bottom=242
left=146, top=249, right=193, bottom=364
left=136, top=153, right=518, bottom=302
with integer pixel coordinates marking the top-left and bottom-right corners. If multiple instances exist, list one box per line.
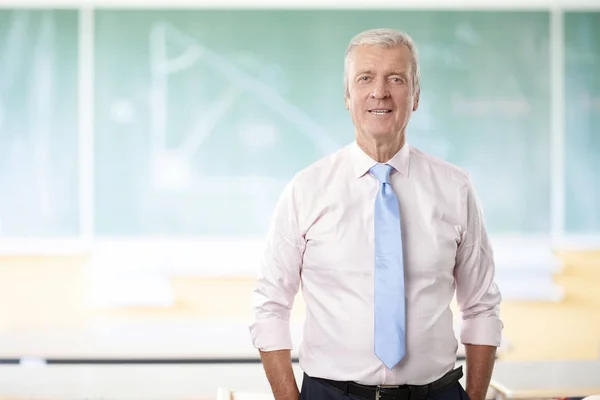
left=370, top=78, right=390, bottom=100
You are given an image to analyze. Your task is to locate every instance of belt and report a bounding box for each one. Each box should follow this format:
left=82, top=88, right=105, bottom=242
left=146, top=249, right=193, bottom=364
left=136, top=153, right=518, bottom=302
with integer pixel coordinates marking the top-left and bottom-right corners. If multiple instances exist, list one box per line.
left=311, top=366, right=463, bottom=400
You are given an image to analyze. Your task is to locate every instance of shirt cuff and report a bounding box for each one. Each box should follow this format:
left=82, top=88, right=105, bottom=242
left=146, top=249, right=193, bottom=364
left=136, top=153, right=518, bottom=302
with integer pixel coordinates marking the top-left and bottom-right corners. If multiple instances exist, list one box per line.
left=460, top=316, right=503, bottom=347
left=249, top=318, right=293, bottom=351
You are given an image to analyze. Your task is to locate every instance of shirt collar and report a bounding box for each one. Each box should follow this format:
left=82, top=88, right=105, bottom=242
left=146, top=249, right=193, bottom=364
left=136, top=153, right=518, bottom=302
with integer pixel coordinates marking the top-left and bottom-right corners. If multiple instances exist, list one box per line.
left=350, top=140, right=411, bottom=179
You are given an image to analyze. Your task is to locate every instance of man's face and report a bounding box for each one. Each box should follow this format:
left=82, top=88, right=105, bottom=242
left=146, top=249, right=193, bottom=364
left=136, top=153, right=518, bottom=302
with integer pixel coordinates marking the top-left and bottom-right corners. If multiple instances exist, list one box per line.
left=345, top=44, right=419, bottom=144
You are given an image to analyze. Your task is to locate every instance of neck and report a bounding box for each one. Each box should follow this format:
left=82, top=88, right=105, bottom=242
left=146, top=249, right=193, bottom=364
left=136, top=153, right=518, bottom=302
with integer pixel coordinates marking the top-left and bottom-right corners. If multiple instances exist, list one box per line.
left=356, top=133, right=405, bottom=163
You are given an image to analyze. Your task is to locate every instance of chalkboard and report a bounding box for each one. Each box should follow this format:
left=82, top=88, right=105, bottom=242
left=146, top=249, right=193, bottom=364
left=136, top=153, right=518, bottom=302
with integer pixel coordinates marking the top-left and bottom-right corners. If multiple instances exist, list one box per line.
left=93, top=10, right=551, bottom=236
left=564, top=12, right=600, bottom=234
left=0, top=10, right=79, bottom=238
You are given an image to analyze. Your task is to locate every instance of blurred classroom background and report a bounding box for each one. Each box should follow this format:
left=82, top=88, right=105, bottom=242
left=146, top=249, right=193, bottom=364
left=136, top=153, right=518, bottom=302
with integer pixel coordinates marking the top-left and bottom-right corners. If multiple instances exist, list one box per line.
left=0, top=0, right=599, bottom=398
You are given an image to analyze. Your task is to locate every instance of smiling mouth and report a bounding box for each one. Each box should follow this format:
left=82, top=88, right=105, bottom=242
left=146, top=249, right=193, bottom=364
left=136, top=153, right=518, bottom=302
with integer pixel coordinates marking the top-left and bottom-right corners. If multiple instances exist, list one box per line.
left=368, top=109, right=392, bottom=115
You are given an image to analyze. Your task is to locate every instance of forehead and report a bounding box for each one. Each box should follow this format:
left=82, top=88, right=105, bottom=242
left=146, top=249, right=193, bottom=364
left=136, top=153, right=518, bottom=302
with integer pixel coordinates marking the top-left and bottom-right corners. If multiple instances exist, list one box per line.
left=348, top=44, right=412, bottom=73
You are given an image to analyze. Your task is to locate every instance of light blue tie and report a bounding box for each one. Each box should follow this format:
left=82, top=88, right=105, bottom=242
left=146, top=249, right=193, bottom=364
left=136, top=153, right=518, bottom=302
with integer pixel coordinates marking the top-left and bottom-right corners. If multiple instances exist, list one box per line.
left=370, top=163, right=406, bottom=370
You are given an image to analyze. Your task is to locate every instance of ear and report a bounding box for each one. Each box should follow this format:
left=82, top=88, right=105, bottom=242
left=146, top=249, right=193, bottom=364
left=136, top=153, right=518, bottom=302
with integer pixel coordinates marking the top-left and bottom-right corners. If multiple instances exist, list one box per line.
left=344, top=95, right=350, bottom=110
left=412, top=90, right=420, bottom=112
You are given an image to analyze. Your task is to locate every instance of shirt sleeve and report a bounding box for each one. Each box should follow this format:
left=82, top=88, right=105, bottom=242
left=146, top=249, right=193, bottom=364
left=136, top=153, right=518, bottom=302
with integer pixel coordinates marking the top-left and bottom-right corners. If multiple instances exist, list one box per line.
left=249, top=178, right=306, bottom=352
left=455, top=174, right=504, bottom=347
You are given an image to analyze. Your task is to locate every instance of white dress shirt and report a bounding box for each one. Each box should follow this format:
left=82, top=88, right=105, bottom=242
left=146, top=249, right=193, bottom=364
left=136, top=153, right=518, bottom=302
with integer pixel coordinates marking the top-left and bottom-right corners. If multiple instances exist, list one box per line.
left=249, top=141, right=503, bottom=386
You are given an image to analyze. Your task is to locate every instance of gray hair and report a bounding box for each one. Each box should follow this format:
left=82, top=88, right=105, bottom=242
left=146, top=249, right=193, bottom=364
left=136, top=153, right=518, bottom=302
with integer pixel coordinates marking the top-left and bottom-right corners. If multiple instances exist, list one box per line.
left=344, top=28, right=421, bottom=97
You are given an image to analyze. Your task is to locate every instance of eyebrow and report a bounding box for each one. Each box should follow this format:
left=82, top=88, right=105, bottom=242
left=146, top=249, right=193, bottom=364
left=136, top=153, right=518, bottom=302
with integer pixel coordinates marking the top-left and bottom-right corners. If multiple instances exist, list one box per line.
left=355, top=70, right=409, bottom=77
left=355, top=70, right=374, bottom=76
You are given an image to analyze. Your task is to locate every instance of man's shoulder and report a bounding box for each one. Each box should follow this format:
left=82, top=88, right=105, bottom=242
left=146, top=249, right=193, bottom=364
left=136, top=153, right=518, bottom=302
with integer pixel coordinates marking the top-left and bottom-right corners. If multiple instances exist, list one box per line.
left=292, top=142, right=352, bottom=185
left=409, top=145, right=470, bottom=186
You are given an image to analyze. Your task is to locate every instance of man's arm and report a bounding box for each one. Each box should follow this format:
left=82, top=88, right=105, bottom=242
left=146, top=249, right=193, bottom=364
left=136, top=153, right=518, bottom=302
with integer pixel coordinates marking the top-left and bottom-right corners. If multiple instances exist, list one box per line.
left=249, top=179, right=305, bottom=400
left=259, top=350, right=299, bottom=400
left=465, top=344, right=496, bottom=400
left=454, top=174, right=503, bottom=400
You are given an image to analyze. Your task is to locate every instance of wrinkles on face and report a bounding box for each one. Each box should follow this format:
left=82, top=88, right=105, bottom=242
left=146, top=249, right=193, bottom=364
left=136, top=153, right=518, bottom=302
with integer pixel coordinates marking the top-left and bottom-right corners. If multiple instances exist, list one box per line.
left=345, top=44, right=419, bottom=159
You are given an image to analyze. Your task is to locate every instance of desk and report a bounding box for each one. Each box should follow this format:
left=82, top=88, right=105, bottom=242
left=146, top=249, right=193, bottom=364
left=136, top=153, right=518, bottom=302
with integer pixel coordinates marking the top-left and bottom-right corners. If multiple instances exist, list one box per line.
left=0, top=363, right=300, bottom=400
left=0, top=318, right=310, bottom=361
left=0, top=319, right=295, bottom=361
left=0, top=362, right=468, bottom=400
left=0, top=319, right=466, bottom=362
left=490, top=360, right=600, bottom=399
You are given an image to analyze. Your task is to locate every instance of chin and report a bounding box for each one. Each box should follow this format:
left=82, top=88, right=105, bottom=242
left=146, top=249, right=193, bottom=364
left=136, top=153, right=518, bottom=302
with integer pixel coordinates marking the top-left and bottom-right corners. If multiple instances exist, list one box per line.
left=367, top=130, right=395, bottom=139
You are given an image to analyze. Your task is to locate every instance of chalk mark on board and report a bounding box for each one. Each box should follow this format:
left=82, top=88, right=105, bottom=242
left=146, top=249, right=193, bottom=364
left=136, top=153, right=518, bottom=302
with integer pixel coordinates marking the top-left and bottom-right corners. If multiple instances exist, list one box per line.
left=147, top=21, right=339, bottom=187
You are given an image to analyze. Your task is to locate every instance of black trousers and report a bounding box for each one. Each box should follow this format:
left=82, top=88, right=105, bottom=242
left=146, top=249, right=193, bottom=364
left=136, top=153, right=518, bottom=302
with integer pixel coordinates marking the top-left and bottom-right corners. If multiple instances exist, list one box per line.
left=300, top=373, right=470, bottom=400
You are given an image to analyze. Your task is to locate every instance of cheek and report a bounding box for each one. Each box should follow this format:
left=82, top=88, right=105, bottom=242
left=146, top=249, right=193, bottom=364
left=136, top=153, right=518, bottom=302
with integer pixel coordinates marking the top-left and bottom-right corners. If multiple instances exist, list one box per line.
left=396, top=95, right=414, bottom=111
left=348, top=98, right=362, bottom=113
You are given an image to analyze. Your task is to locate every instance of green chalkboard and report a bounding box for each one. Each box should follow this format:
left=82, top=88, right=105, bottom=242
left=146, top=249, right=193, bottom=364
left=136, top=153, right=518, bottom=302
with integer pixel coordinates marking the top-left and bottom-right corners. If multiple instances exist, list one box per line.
left=0, top=9, right=79, bottom=237
left=94, top=10, right=551, bottom=236
left=565, top=12, right=600, bottom=234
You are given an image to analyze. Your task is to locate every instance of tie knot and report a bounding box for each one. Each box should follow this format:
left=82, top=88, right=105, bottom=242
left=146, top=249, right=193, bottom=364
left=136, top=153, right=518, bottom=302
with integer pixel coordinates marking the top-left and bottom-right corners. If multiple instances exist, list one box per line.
left=370, top=163, right=393, bottom=184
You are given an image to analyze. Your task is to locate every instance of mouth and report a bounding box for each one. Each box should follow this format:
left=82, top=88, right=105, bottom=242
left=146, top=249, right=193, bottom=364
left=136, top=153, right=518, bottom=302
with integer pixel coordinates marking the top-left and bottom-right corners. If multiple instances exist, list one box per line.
left=368, top=109, right=392, bottom=115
